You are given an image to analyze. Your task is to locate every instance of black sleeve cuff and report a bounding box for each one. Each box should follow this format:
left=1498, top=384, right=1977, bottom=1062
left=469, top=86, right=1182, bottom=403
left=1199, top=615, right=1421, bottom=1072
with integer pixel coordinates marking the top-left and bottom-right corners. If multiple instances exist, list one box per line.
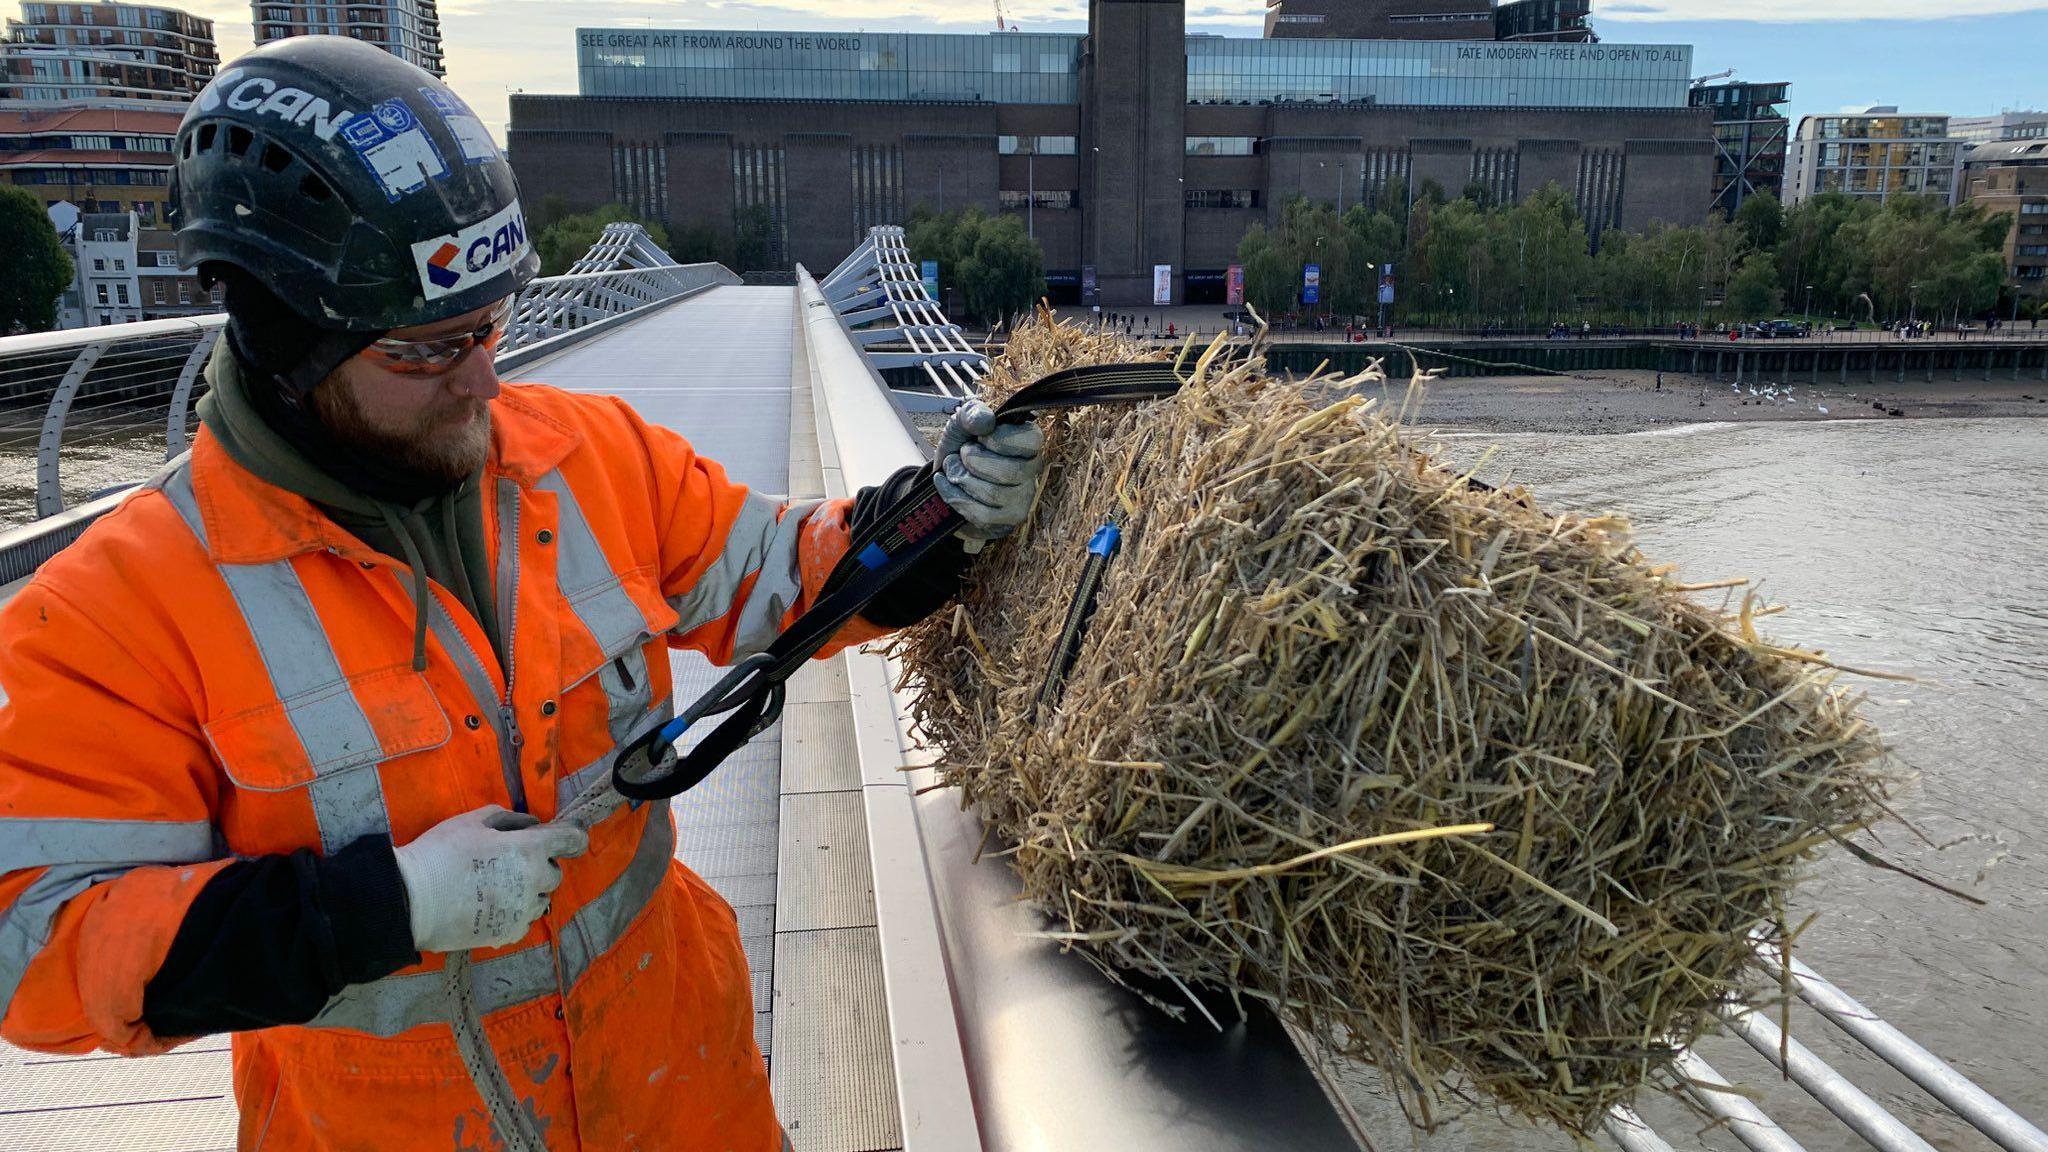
left=316, top=834, right=419, bottom=986
left=143, top=837, right=420, bottom=1038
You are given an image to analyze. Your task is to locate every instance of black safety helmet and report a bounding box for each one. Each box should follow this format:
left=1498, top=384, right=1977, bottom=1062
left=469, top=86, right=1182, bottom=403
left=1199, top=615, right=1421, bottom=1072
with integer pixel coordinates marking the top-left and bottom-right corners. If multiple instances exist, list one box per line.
left=169, top=36, right=536, bottom=350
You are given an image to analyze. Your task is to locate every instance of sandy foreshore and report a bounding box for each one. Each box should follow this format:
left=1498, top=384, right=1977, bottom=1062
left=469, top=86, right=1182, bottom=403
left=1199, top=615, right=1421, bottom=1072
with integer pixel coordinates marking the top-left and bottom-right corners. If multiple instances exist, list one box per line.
left=1369, top=368, right=2048, bottom=434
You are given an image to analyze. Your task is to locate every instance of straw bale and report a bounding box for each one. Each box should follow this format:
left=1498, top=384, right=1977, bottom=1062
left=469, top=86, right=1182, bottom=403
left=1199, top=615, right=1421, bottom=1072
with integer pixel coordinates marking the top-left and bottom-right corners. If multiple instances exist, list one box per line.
left=895, top=316, right=1895, bottom=1134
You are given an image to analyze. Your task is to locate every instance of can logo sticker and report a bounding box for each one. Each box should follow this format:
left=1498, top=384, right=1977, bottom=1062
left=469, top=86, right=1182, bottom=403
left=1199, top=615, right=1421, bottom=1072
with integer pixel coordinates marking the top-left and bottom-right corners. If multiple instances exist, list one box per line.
left=196, top=69, right=356, bottom=142
left=339, top=97, right=448, bottom=201
left=412, top=201, right=529, bottom=301
left=424, top=242, right=464, bottom=290
left=419, top=87, right=498, bottom=164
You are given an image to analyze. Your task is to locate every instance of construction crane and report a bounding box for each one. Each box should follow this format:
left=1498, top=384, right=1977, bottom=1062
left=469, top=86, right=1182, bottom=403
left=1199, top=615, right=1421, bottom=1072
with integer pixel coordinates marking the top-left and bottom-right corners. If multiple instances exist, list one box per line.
left=1691, top=68, right=1736, bottom=88
left=993, top=0, right=1017, bottom=32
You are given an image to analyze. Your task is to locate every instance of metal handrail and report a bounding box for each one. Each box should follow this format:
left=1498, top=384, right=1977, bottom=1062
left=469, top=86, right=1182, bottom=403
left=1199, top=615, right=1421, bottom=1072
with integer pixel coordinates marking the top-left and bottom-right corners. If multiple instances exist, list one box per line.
left=0, top=225, right=731, bottom=580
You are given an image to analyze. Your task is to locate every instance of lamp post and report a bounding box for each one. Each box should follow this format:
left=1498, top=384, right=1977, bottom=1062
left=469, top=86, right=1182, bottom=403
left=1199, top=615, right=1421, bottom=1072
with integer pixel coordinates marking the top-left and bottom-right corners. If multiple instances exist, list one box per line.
left=1696, top=284, right=1707, bottom=333
left=1314, top=235, right=1325, bottom=321
left=1909, top=282, right=1920, bottom=327
left=1803, top=283, right=1813, bottom=325
left=1026, top=138, right=1035, bottom=242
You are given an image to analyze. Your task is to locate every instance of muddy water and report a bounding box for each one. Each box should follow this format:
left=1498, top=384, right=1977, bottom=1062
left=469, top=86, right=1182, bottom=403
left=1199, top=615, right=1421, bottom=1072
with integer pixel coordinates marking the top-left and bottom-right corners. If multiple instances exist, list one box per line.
left=1330, top=418, right=2048, bottom=1151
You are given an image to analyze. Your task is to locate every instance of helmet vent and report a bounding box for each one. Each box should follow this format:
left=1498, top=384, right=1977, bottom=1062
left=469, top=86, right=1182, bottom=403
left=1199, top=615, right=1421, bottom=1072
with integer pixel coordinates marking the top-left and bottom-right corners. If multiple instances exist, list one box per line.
left=298, top=173, right=333, bottom=203
left=196, top=124, right=217, bottom=152
left=227, top=126, right=253, bottom=156
left=261, top=142, right=294, bottom=174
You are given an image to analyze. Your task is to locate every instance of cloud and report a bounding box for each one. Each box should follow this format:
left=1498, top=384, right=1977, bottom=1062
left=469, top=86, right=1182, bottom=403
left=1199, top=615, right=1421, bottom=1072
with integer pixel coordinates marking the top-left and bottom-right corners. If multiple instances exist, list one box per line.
left=1599, top=0, right=2048, bottom=18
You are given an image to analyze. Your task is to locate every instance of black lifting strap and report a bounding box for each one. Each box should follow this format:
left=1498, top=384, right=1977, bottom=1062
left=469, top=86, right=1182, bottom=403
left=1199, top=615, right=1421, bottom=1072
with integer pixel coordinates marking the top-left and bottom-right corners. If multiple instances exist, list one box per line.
left=611, top=361, right=1186, bottom=802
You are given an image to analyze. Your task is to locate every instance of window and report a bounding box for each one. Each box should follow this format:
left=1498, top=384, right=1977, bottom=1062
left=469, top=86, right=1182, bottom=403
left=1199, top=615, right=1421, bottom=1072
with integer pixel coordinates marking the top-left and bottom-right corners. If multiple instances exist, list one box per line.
left=993, top=53, right=1020, bottom=73
left=116, top=284, right=129, bottom=304
left=92, top=257, right=106, bottom=271
left=1186, top=136, right=1258, bottom=156
left=96, top=283, right=108, bottom=304
left=112, top=258, right=124, bottom=271
left=1185, top=189, right=1259, bottom=209
left=999, top=189, right=1075, bottom=210
left=152, top=282, right=165, bottom=304
left=179, top=282, right=191, bottom=304
left=93, top=228, right=117, bottom=241
left=154, top=250, right=177, bottom=266
left=1000, top=135, right=1074, bottom=155
left=1038, top=53, right=1066, bottom=74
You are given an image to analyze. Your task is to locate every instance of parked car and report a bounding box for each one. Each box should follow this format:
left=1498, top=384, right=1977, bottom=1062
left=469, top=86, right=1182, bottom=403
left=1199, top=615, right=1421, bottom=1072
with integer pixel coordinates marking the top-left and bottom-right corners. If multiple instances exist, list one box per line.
left=1752, top=319, right=1810, bottom=339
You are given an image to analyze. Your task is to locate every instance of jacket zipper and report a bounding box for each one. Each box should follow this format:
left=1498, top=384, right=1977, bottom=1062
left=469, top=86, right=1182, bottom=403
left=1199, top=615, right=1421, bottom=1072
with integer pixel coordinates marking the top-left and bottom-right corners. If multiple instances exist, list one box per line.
left=494, top=482, right=526, bottom=812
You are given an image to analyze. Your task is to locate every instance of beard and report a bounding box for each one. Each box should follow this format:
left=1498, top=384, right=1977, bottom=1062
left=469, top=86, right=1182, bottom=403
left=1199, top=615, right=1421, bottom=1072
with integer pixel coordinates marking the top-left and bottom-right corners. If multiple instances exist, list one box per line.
left=311, top=377, right=492, bottom=490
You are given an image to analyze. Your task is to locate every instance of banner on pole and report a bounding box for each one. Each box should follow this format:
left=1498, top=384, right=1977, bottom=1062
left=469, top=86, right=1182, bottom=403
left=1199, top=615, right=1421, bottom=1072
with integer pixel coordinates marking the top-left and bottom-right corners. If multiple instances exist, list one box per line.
left=920, top=259, right=939, bottom=300
left=1379, top=263, right=1396, bottom=306
left=1302, top=263, right=1321, bottom=306
left=1225, top=264, right=1244, bottom=306
left=1152, top=264, right=1173, bottom=306
left=1082, top=264, right=1097, bottom=304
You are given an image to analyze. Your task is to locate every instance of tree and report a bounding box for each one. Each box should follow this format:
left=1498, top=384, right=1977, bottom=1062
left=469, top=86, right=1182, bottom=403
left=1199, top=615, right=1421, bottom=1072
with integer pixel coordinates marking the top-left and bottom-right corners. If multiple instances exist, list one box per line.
left=1734, top=191, right=1783, bottom=254
left=667, top=222, right=733, bottom=267
left=1237, top=224, right=1296, bottom=315
left=527, top=193, right=575, bottom=235
left=904, top=205, right=1045, bottom=325
left=1726, top=252, right=1784, bottom=319
left=957, top=212, right=1044, bottom=324
left=0, top=188, right=74, bottom=334
left=535, top=203, right=671, bottom=276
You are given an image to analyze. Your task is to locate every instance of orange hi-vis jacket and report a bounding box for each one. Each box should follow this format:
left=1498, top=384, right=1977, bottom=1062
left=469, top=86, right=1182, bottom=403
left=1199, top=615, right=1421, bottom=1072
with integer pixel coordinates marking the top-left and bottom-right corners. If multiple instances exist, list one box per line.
left=0, top=381, right=887, bottom=1150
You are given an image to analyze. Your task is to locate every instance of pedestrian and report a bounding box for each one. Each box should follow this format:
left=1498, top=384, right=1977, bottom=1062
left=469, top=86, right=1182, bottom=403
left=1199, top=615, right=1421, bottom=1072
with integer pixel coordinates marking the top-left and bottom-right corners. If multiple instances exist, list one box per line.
left=1167, top=322, right=1175, bottom=339
left=0, top=38, right=1047, bottom=1152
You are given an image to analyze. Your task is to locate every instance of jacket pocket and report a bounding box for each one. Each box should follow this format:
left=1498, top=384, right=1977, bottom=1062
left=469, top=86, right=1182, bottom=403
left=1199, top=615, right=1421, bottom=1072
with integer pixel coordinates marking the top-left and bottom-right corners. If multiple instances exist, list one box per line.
left=203, top=665, right=453, bottom=791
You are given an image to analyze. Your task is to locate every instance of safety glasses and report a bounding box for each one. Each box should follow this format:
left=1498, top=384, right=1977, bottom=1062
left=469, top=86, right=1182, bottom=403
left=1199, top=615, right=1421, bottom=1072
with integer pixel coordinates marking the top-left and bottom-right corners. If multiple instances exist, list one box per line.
left=357, top=297, right=512, bottom=376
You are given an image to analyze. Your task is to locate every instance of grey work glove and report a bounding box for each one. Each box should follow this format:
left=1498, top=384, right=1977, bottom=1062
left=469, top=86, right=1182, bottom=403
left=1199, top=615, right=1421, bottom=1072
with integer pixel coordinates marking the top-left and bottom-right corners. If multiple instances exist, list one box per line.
left=932, top=398, right=1046, bottom=546
left=392, top=805, right=589, bottom=953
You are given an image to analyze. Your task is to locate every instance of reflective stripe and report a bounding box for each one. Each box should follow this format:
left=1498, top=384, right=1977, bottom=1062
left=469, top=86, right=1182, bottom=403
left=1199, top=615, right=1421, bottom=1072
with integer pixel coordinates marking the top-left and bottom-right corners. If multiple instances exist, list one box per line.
left=596, top=647, right=653, bottom=745
left=308, top=940, right=557, bottom=1038
left=425, top=600, right=504, bottom=744
left=536, top=471, right=652, bottom=658
left=162, top=467, right=392, bottom=855
left=555, top=701, right=674, bottom=813
left=668, top=492, right=817, bottom=660
left=307, top=804, right=675, bottom=1036
left=0, top=863, right=131, bottom=1019
left=559, top=799, right=674, bottom=991
left=0, top=817, right=214, bottom=876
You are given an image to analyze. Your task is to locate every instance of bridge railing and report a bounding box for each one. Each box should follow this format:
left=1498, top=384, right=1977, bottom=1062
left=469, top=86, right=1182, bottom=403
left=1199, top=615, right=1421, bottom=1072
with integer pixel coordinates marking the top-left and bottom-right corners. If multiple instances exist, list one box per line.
left=0, top=224, right=732, bottom=582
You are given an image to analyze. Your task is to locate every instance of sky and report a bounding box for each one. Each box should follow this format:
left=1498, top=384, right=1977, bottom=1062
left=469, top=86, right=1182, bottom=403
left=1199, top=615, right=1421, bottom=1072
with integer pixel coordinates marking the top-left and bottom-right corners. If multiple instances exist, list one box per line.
left=164, top=0, right=2048, bottom=142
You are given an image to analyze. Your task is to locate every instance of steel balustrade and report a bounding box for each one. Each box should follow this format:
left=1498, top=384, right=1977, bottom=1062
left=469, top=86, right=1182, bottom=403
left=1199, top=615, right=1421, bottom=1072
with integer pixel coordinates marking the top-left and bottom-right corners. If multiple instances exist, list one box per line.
left=0, top=226, right=731, bottom=583
left=816, top=225, right=991, bottom=410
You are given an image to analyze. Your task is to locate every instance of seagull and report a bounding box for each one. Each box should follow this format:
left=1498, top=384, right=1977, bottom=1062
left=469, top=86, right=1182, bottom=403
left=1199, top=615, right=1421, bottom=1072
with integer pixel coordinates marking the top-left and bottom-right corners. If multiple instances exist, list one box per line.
left=1817, top=405, right=1829, bottom=415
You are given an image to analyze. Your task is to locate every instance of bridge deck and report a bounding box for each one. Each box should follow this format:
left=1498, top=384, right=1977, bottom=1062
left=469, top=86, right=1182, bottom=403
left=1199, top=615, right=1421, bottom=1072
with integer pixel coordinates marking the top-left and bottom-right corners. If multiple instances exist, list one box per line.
left=0, top=285, right=900, bottom=1151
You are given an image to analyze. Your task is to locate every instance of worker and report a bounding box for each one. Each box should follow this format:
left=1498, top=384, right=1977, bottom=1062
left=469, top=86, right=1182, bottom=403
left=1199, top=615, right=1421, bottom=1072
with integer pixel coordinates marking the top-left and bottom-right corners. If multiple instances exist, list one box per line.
left=0, top=37, right=1045, bottom=1152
